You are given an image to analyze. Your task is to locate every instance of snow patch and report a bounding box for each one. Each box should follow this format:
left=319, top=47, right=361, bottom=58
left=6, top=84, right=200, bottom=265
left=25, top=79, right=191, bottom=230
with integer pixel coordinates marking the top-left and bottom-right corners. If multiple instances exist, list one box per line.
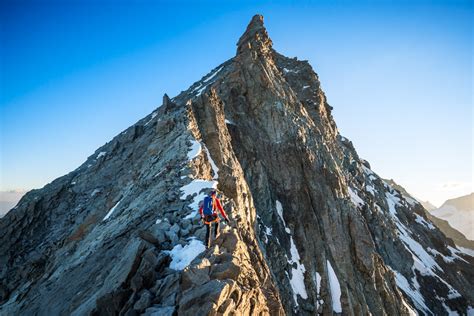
left=283, top=67, right=299, bottom=74
left=265, top=226, right=272, bottom=236
left=203, top=66, right=224, bottom=83
left=457, top=246, right=474, bottom=257
left=155, top=218, right=162, bottom=224
left=144, top=111, right=158, bottom=126
left=277, top=200, right=308, bottom=305
left=96, top=151, right=107, bottom=159
left=366, top=184, right=376, bottom=196
left=180, top=179, right=218, bottom=211
left=387, top=189, right=462, bottom=313
left=442, top=301, right=459, bottom=315
left=166, top=238, right=206, bottom=270
left=182, top=140, right=220, bottom=219
left=187, top=140, right=202, bottom=160
left=414, top=214, right=435, bottom=230
left=103, top=198, right=123, bottom=221
left=288, top=238, right=308, bottom=303
left=348, top=187, right=365, bottom=207
left=327, top=260, right=342, bottom=313
left=191, top=66, right=224, bottom=97
left=225, top=119, right=235, bottom=125
left=203, top=145, right=219, bottom=180
left=392, top=270, right=430, bottom=313
left=276, top=200, right=291, bottom=233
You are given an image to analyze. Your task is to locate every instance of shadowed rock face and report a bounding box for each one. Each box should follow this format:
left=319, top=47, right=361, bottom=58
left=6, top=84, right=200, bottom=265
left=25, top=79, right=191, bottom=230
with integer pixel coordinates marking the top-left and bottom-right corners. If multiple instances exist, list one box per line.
left=1, top=14, right=473, bottom=316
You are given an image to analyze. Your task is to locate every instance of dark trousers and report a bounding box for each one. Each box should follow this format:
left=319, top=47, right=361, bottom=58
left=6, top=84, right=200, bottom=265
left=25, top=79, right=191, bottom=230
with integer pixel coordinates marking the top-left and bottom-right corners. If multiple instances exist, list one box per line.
left=205, top=221, right=220, bottom=248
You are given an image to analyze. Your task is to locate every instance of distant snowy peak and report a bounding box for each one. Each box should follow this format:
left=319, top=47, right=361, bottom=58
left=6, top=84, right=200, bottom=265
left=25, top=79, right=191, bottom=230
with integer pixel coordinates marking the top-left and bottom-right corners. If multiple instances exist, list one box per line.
left=431, top=193, right=474, bottom=240
left=439, top=193, right=474, bottom=212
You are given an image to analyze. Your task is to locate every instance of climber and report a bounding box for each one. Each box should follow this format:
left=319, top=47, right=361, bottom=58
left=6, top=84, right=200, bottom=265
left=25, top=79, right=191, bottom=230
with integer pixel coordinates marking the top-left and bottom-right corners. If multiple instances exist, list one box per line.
left=199, top=190, right=229, bottom=248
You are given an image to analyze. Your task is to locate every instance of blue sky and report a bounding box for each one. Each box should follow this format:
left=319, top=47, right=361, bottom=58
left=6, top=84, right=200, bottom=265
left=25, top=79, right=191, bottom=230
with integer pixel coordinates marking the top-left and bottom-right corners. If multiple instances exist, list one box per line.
left=0, top=0, right=472, bottom=206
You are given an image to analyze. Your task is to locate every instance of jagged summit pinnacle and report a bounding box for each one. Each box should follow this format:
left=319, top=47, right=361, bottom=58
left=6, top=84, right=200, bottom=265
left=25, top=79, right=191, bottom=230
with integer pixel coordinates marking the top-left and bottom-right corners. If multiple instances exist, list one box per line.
left=236, top=14, right=273, bottom=56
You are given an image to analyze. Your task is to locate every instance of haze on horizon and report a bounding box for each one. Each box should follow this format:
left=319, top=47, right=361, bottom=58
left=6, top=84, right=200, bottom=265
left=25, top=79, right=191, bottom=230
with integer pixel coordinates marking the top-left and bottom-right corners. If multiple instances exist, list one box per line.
left=0, top=0, right=472, bottom=211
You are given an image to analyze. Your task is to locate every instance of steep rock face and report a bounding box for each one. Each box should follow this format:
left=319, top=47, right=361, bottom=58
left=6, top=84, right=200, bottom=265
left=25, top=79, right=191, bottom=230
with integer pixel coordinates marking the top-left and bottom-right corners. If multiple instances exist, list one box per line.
left=1, top=15, right=473, bottom=316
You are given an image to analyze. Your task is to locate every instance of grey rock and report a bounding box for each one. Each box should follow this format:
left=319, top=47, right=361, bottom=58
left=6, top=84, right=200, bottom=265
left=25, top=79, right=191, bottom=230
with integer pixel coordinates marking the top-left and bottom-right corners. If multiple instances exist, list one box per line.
left=133, top=290, right=153, bottom=312
left=143, top=305, right=175, bottom=316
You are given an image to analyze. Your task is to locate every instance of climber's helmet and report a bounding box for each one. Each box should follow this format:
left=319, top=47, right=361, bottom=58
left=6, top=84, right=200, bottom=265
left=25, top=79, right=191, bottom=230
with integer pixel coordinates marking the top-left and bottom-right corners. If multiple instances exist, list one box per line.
left=209, top=190, right=217, bottom=196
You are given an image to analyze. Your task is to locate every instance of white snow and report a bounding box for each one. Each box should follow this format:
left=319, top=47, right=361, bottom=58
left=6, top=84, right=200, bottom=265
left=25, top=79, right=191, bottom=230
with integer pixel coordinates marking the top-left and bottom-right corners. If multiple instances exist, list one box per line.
left=144, top=111, right=158, bottom=126
left=414, top=214, right=435, bottom=230
left=203, top=66, right=224, bottom=83
left=191, top=66, right=224, bottom=97
left=203, top=145, right=219, bottom=180
left=261, top=225, right=273, bottom=244
left=182, top=140, right=220, bottom=219
left=166, top=238, right=206, bottom=270
left=187, top=140, right=202, bottom=160
left=467, top=306, right=474, bottom=316
left=326, top=260, right=342, bottom=313
left=366, top=184, right=376, bottom=196
left=225, top=119, right=235, bottom=125
left=348, top=187, right=365, bottom=207
left=396, top=216, right=443, bottom=272
left=195, top=85, right=209, bottom=96
left=315, top=272, right=322, bottom=296
left=265, top=226, right=272, bottom=236
left=362, top=165, right=377, bottom=181
left=276, top=200, right=291, bottom=233
left=287, top=238, right=308, bottom=303
left=392, top=270, right=430, bottom=313
left=386, top=190, right=464, bottom=312
left=96, top=151, right=107, bottom=159
left=155, top=218, right=162, bottom=224
left=103, top=198, right=123, bottom=221
left=90, top=189, right=101, bottom=197
left=442, top=302, right=460, bottom=315
left=180, top=179, right=218, bottom=211
left=276, top=200, right=308, bottom=305
left=283, top=67, right=299, bottom=74
left=401, top=297, right=418, bottom=316
left=446, top=246, right=469, bottom=263
left=457, top=246, right=474, bottom=257
left=302, top=85, right=310, bottom=89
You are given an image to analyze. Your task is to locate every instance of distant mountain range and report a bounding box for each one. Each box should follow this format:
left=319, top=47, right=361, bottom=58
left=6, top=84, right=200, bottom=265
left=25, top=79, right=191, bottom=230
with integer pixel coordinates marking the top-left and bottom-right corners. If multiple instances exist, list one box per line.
left=430, top=193, right=473, bottom=241
left=0, top=191, right=26, bottom=217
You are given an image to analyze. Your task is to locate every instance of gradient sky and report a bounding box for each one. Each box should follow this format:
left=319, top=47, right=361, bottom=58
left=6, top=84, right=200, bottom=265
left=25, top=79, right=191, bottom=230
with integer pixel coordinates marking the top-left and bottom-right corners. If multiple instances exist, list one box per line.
left=0, top=0, right=472, bottom=206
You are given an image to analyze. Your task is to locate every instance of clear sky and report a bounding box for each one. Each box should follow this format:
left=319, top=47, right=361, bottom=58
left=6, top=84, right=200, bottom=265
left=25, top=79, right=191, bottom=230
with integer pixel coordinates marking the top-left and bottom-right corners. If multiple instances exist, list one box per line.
left=0, top=0, right=472, bottom=207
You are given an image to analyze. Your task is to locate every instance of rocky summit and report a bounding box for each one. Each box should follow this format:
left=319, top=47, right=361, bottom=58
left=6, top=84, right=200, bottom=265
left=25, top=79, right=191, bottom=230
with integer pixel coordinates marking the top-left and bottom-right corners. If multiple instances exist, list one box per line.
left=1, top=15, right=473, bottom=316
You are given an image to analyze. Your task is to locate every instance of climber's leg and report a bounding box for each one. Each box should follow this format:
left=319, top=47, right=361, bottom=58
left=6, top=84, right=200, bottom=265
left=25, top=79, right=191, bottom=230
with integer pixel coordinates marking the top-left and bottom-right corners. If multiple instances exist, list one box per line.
left=214, top=221, right=220, bottom=239
left=205, top=223, right=211, bottom=248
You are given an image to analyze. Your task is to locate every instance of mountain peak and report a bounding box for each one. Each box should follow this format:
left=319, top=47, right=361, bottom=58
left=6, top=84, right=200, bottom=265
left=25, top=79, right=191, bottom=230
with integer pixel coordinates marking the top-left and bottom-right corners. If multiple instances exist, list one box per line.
left=236, top=14, right=273, bottom=56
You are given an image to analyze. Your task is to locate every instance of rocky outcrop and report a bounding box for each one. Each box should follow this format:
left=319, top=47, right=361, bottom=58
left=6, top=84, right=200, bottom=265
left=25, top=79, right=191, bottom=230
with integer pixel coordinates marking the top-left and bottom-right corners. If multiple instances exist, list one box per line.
left=1, top=14, right=473, bottom=316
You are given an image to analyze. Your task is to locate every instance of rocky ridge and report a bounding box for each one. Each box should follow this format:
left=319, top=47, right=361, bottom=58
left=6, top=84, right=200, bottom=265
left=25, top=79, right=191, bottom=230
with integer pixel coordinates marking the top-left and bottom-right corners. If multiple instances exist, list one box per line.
left=1, top=15, right=473, bottom=315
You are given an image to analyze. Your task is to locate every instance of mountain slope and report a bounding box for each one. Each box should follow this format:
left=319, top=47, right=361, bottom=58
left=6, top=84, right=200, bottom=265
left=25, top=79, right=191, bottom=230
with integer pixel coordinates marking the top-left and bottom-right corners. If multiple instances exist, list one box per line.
left=431, top=193, right=474, bottom=241
left=1, top=15, right=473, bottom=316
left=420, top=200, right=437, bottom=212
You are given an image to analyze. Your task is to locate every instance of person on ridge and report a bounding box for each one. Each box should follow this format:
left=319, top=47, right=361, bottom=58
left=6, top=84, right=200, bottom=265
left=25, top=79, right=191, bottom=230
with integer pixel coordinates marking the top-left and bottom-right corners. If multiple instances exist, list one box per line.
left=199, top=190, right=229, bottom=248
